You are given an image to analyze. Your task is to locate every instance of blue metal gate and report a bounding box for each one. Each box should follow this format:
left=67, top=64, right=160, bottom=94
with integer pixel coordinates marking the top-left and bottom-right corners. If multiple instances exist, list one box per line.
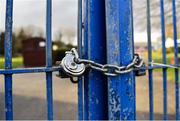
left=0, top=0, right=179, bottom=120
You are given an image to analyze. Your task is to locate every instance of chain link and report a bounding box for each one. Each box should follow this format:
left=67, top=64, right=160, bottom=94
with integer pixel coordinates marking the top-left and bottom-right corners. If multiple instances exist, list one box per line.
left=69, top=48, right=145, bottom=77
left=60, top=48, right=180, bottom=84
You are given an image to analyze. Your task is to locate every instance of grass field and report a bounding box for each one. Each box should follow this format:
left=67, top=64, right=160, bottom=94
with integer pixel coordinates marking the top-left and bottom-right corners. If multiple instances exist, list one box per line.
left=0, top=57, right=23, bottom=69
left=143, top=51, right=180, bottom=81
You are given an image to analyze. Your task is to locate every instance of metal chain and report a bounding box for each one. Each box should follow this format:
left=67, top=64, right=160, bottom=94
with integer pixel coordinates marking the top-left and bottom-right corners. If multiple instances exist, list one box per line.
left=60, top=48, right=180, bottom=84
left=70, top=48, right=144, bottom=76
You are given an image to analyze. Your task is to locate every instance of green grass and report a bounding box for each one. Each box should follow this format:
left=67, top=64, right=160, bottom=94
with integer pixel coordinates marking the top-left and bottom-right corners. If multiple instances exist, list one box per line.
left=154, top=68, right=179, bottom=82
left=0, top=57, right=23, bottom=69
left=143, top=51, right=180, bottom=81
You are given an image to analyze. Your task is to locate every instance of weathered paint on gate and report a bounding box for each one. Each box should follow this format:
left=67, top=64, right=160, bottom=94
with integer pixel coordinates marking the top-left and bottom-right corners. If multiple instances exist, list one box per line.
left=105, top=0, right=135, bottom=120
left=0, top=0, right=179, bottom=120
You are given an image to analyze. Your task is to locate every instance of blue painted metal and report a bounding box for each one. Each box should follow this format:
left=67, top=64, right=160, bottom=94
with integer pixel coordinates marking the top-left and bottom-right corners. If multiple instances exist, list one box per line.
left=106, top=0, right=135, bottom=120
left=131, top=2, right=136, bottom=114
left=83, top=0, right=108, bottom=119
left=160, top=0, right=168, bottom=119
left=4, top=0, right=13, bottom=119
left=146, top=0, right=154, bottom=120
left=46, top=0, right=53, bottom=120
left=87, top=0, right=108, bottom=120
left=0, top=65, right=177, bottom=75
left=83, top=0, right=89, bottom=119
left=0, top=67, right=60, bottom=75
left=1, top=0, right=180, bottom=120
left=172, top=0, right=179, bottom=120
left=77, top=0, right=83, bottom=119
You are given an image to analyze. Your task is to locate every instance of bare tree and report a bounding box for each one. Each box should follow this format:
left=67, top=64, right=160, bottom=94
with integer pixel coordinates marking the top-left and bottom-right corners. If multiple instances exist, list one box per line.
left=15, top=25, right=44, bottom=37
left=133, top=0, right=180, bottom=31
left=56, top=28, right=76, bottom=44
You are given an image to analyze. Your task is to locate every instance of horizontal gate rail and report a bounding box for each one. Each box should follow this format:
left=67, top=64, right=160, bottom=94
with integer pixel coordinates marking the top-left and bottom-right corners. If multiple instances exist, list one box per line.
left=0, top=65, right=180, bottom=75
left=0, top=67, right=61, bottom=75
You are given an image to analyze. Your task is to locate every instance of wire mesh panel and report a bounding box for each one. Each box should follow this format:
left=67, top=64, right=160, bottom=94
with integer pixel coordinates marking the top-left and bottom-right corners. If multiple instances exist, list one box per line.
left=133, top=0, right=179, bottom=120
left=0, top=0, right=179, bottom=120
left=1, top=0, right=58, bottom=120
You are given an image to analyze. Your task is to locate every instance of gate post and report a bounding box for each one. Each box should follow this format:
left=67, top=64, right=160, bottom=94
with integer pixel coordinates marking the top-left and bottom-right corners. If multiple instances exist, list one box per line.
left=83, top=0, right=108, bottom=120
left=105, top=0, right=136, bottom=120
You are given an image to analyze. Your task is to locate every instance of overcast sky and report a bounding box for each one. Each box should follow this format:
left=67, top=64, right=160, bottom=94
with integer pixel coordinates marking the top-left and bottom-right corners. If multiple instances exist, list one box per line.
left=0, top=0, right=78, bottom=41
left=0, top=0, right=171, bottom=44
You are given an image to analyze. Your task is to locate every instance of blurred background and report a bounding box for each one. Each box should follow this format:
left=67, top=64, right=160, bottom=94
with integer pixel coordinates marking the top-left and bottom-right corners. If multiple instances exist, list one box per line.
left=0, top=0, right=179, bottom=120
left=0, top=0, right=77, bottom=68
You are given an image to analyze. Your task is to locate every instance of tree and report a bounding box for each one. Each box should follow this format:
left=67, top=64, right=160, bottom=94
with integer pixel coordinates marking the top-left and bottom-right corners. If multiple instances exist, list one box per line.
left=166, top=24, right=180, bottom=39
left=0, top=32, right=5, bottom=56
left=133, top=0, right=180, bottom=32
left=14, top=28, right=27, bottom=54
left=0, top=32, right=17, bottom=56
left=56, top=28, right=76, bottom=45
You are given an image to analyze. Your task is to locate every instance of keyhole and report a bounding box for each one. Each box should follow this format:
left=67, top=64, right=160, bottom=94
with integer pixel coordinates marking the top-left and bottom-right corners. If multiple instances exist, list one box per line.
left=71, top=62, right=76, bottom=67
left=69, top=62, right=78, bottom=70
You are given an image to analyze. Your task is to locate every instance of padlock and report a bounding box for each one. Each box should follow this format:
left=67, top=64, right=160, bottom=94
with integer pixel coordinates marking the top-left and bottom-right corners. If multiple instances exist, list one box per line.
left=134, top=62, right=146, bottom=76
left=60, top=52, right=86, bottom=77
left=56, top=70, right=69, bottom=78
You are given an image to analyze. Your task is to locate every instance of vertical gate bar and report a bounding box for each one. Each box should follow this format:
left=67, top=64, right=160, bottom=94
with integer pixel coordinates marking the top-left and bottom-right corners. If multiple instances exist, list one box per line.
left=77, top=0, right=83, bottom=119
left=160, top=0, right=168, bottom=119
left=146, top=0, right=154, bottom=120
left=83, top=0, right=89, bottom=119
left=131, top=0, right=136, bottom=115
left=87, top=0, right=108, bottom=120
left=106, top=0, right=135, bottom=120
left=46, top=0, right=53, bottom=120
left=131, top=0, right=135, bottom=55
left=172, top=0, right=179, bottom=120
left=4, top=0, right=13, bottom=119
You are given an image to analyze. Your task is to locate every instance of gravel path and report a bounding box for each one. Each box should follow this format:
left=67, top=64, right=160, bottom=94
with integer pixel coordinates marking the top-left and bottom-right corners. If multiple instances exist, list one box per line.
left=0, top=73, right=77, bottom=120
left=0, top=72, right=178, bottom=120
